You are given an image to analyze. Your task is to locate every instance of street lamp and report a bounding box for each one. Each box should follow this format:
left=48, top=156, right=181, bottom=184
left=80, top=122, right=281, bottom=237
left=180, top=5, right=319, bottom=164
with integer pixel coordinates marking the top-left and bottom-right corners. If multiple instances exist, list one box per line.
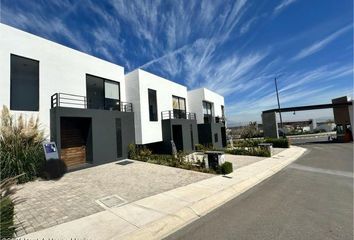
left=274, top=75, right=284, bottom=137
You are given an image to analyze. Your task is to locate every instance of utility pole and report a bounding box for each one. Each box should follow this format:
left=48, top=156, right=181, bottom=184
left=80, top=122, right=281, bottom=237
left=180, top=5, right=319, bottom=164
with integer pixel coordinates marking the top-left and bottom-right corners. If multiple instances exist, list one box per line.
left=274, top=76, right=284, bottom=137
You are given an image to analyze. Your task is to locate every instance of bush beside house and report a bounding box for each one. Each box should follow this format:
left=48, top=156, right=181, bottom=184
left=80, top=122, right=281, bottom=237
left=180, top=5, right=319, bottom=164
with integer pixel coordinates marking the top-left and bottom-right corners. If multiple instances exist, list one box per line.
left=220, top=161, right=233, bottom=174
left=264, top=138, right=290, bottom=148
left=225, top=147, right=271, bottom=157
left=234, top=138, right=290, bottom=148
left=0, top=106, right=46, bottom=183
left=0, top=176, right=21, bottom=239
left=128, top=144, right=215, bottom=174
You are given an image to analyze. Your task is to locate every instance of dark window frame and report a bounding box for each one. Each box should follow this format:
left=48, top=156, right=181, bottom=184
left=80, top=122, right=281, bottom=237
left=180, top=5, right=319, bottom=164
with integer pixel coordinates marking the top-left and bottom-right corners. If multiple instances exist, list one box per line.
left=115, top=118, right=122, bottom=158
left=190, top=124, right=194, bottom=150
left=172, top=95, right=187, bottom=119
left=214, top=133, right=218, bottom=142
left=86, top=74, right=121, bottom=110
left=10, top=54, right=40, bottom=111
left=148, top=88, right=158, bottom=121
left=203, top=101, right=213, bottom=123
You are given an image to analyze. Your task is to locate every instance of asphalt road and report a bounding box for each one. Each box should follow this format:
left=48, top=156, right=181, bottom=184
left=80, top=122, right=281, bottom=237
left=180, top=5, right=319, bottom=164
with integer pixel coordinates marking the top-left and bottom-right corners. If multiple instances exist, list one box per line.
left=165, top=142, right=353, bottom=240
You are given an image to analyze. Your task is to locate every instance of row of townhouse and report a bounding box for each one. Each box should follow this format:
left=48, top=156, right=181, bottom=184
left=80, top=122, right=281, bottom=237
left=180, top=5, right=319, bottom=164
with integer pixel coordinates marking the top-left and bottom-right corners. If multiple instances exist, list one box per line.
left=0, top=23, right=227, bottom=169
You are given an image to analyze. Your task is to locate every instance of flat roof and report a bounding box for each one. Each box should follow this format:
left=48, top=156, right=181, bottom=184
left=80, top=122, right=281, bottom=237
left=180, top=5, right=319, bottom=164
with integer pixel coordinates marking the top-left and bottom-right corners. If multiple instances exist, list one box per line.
left=262, top=101, right=352, bottom=114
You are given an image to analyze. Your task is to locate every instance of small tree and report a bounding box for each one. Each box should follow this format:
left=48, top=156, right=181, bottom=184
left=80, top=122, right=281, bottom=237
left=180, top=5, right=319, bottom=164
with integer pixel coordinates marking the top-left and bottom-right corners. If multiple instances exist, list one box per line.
left=241, top=121, right=259, bottom=139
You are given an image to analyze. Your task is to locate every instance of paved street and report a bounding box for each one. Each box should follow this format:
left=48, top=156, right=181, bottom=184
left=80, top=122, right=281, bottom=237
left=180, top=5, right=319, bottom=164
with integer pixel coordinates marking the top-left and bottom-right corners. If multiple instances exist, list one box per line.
left=165, top=142, right=353, bottom=240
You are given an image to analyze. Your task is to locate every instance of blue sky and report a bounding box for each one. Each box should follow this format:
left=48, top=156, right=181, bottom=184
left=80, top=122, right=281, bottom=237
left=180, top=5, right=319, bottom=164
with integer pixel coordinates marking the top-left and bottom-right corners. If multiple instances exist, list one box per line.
left=1, top=0, right=353, bottom=125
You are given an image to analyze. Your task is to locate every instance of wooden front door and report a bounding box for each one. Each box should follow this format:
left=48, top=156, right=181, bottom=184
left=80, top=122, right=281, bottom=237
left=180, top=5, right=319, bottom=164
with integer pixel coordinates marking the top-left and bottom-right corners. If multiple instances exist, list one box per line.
left=60, top=117, right=90, bottom=167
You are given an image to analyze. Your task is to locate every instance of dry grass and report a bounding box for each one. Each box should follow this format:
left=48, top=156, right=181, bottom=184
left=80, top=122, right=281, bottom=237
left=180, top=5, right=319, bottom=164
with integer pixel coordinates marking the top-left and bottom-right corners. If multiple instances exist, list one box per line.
left=0, top=106, right=46, bottom=183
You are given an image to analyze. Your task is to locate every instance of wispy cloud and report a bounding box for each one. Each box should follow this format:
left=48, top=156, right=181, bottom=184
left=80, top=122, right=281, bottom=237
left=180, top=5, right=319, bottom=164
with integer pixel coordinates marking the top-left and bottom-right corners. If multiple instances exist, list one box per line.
left=273, top=0, right=297, bottom=15
left=292, top=24, right=352, bottom=61
left=1, top=0, right=351, bottom=124
left=240, top=16, right=258, bottom=35
left=226, top=62, right=353, bottom=123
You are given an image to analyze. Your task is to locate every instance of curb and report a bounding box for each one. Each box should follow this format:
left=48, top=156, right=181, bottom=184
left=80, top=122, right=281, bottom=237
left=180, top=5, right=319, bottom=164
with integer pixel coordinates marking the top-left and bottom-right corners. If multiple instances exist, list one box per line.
left=119, top=146, right=307, bottom=240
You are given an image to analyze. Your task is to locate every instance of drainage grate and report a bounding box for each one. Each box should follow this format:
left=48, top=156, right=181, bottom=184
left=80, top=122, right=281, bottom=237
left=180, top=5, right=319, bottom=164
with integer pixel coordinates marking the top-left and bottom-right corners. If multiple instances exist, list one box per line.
left=96, top=195, right=127, bottom=209
left=222, top=175, right=232, bottom=179
left=116, top=160, right=134, bottom=166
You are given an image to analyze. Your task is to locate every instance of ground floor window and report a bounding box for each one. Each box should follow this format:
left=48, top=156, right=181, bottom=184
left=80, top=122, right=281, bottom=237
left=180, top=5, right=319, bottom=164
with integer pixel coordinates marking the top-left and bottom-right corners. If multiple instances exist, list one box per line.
left=116, top=119, right=122, bottom=158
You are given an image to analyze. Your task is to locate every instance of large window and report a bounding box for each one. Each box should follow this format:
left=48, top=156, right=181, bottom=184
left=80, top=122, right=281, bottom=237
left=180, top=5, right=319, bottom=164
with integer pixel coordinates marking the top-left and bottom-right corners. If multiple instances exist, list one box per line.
left=172, top=96, right=186, bottom=119
left=203, top=101, right=213, bottom=123
left=86, top=74, right=120, bottom=110
left=10, top=54, right=39, bottom=111
left=148, top=89, right=158, bottom=121
left=104, top=80, right=120, bottom=110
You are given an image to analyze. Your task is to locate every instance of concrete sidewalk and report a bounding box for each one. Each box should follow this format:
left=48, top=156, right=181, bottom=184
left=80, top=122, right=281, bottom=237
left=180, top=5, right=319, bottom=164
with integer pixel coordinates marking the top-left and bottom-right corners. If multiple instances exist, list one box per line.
left=20, top=146, right=306, bottom=240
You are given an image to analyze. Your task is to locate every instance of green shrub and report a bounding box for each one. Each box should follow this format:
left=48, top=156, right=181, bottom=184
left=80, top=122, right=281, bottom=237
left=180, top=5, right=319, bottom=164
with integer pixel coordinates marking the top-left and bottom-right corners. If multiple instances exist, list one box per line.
left=128, top=143, right=137, bottom=159
left=220, top=161, right=233, bottom=174
left=264, top=138, right=289, bottom=148
left=226, top=147, right=271, bottom=157
left=195, top=143, right=215, bottom=152
left=0, top=176, right=21, bottom=239
left=233, top=139, right=262, bottom=148
left=128, top=144, right=152, bottom=161
left=251, top=148, right=271, bottom=157
left=0, top=106, right=46, bottom=183
left=195, top=144, right=205, bottom=152
left=234, top=138, right=290, bottom=148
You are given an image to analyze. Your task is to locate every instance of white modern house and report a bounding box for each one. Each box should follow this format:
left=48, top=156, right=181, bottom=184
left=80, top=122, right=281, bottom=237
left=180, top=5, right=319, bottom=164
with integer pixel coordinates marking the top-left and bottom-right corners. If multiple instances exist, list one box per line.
left=0, top=23, right=228, bottom=168
left=125, top=69, right=198, bottom=153
left=0, top=23, right=135, bottom=168
left=188, top=88, right=227, bottom=148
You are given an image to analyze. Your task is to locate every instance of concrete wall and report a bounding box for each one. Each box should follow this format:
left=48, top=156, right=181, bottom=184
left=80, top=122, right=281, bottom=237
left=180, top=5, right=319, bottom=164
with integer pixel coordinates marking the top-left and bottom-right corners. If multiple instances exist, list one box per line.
left=262, top=111, right=279, bottom=138
left=332, top=97, right=351, bottom=127
left=198, top=123, right=224, bottom=149
left=50, top=107, right=135, bottom=164
left=125, top=69, right=189, bottom=144
left=161, top=119, right=199, bottom=154
left=187, top=88, right=225, bottom=124
left=0, top=23, right=125, bottom=135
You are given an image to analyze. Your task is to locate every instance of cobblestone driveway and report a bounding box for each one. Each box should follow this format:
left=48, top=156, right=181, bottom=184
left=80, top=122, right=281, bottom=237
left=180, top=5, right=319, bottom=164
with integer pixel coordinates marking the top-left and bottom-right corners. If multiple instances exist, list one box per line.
left=14, top=160, right=212, bottom=236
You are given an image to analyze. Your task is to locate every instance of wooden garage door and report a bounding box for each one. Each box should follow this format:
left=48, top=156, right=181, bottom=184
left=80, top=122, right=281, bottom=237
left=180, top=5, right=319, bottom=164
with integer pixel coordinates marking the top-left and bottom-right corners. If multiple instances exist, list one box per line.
left=60, top=118, right=87, bottom=167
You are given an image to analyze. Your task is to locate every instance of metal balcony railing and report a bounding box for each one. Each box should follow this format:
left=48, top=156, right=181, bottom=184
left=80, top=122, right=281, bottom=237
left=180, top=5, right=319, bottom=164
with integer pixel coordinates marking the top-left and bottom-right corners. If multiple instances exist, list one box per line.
left=51, top=93, right=86, bottom=108
left=161, top=110, right=196, bottom=120
left=51, top=93, right=133, bottom=112
left=215, top=116, right=226, bottom=124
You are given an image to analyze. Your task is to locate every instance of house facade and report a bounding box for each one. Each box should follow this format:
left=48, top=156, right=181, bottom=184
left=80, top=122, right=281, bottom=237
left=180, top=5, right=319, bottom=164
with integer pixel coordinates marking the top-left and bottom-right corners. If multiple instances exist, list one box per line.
left=125, top=69, right=198, bottom=153
left=0, top=23, right=227, bottom=168
left=188, top=88, right=227, bottom=149
left=0, top=24, right=135, bottom=168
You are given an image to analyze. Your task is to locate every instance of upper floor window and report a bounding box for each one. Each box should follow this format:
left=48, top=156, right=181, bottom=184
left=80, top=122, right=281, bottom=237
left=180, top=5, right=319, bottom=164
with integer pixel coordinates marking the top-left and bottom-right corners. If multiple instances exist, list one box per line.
left=86, top=74, right=120, bottom=110
left=172, top=96, right=186, bottom=119
left=148, top=89, right=158, bottom=121
left=221, top=105, right=225, bottom=117
left=203, top=101, right=213, bottom=123
left=10, top=54, right=39, bottom=111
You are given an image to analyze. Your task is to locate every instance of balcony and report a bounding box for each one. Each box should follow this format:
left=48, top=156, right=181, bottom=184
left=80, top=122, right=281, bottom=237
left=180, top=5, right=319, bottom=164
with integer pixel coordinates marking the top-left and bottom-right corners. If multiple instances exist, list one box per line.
left=215, top=116, right=226, bottom=124
left=161, top=110, right=196, bottom=120
left=51, top=93, right=133, bottom=112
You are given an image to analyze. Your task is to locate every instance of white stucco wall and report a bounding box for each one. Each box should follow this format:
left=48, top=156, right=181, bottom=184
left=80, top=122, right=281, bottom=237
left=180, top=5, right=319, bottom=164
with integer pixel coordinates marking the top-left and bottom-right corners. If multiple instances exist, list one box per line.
left=187, top=88, right=225, bottom=124
left=0, top=24, right=125, bottom=135
left=125, top=69, right=188, bottom=144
